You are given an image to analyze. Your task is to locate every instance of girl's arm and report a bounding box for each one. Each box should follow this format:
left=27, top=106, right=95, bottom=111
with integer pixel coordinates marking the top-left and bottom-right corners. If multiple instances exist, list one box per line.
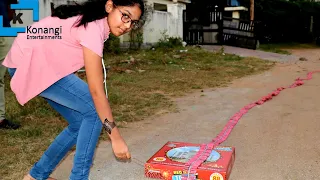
left=82, top=46, right=122, bottom=141
left=83, top=46, right=131, bottom=160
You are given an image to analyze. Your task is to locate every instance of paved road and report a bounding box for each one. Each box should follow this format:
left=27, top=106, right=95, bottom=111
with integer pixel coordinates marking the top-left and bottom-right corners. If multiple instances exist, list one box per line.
left=52, top=47, right=320, bottom=180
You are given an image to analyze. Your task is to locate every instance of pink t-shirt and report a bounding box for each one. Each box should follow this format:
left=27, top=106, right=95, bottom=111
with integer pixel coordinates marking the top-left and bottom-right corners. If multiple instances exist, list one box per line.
left=2, top=15, right=110, bottom=106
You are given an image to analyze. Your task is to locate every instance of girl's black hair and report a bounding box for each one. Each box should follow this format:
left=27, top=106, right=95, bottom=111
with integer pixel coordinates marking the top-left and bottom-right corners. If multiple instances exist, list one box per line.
left=51, top=0, right=145, bottom=27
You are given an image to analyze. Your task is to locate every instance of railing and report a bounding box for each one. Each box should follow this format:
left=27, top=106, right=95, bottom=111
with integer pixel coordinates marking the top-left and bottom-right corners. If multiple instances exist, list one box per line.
left=183, top=29, right=221, bottom=45
left=183, top=10, right=222, bottom=24
left=221, top=17, right=260, bottom=49
left=183, top=9, right=223, bottom=45
left=183, top=10, right=260, bottom=49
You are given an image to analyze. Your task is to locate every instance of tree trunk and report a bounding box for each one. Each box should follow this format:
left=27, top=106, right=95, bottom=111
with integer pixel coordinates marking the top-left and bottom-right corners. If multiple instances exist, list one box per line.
left=250, top=0, right=254, bottom=21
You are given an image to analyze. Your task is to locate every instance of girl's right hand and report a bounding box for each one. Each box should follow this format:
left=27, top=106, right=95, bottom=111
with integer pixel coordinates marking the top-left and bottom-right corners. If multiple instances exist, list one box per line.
left=111, top=135, right=131, bottom=160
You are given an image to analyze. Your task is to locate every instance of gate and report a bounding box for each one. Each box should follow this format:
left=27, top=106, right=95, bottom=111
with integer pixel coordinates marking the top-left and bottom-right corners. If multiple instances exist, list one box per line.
left=183, top=8, right=260, bottom=49
left=221, top=17, right=260, bottom=49
left=183, top=8, right=223, bottom=45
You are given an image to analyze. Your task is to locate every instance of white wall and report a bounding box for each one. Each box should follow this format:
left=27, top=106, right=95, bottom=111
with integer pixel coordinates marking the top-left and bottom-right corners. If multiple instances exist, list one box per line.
left=143, top=10, right=168, bottom=43
left=51, top=0, right=87, bottom=6
left=143, top=2, right=186, bottom=44
left=167, top=3, right=184, bottom=39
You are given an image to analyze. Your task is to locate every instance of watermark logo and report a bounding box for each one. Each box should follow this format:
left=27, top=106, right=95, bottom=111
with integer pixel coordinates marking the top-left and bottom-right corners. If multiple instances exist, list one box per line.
left=0, top=0, right=39, bottom=37
left=12, top=11, right=24, bottom=25
left=0, top=0, right=62, bottom=39
left=26, top=26, right=63, bottom=40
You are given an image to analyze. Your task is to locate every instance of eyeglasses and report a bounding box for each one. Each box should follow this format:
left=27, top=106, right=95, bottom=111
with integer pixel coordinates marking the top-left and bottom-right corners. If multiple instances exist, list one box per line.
left=116, top=7, right=140, bottom=30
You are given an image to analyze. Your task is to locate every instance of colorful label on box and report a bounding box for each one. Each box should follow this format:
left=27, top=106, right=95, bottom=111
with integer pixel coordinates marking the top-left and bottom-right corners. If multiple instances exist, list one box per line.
left=153, top=157, right=167, bottom=162
left=172, top=175, right=181, bottom=180
left=210, top=173, right=224, bottom=180
left=166, top=146, right=221, bottom=163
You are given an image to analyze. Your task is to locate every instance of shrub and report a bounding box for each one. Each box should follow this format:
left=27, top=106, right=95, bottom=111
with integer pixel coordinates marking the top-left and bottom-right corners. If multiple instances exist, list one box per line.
left=129, top=29, right=144, bottom=50
left=156, top=31, right=183, bottom=49
left=104, top=34, right=121, bottom=54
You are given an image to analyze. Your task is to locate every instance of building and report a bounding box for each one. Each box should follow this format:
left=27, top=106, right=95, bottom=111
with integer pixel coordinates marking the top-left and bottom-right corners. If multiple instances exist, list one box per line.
left=120, top=0, right=191, bottom=46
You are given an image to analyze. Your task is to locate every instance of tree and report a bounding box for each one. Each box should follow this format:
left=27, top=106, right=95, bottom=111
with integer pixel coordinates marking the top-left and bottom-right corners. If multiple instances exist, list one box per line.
left=250, top=0, right=254, bottom=20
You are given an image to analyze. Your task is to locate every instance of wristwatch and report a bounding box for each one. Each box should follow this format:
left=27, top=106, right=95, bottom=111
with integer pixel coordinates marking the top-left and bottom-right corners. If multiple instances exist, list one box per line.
left=103, top=118, right=116, bottom=134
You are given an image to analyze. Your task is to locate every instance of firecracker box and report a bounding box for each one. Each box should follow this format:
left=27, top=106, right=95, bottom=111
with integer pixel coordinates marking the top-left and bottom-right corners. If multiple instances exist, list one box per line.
left=145, top=141, right=235, bottom=180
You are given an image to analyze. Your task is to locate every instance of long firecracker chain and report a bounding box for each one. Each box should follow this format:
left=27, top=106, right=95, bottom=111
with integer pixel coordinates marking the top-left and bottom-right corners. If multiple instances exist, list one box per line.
left=181, top=70, right=320, bottom=180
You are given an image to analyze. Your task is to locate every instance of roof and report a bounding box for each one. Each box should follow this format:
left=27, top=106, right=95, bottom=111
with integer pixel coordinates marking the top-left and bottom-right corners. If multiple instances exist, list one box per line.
left=172, top=0, right=191, bottom=4
left=224, top=6, right=248, bottom=11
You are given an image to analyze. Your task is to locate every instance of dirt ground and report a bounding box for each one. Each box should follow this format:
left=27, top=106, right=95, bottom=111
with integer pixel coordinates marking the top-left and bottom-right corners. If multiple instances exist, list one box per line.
left=52, top=48, right=320, bottom=180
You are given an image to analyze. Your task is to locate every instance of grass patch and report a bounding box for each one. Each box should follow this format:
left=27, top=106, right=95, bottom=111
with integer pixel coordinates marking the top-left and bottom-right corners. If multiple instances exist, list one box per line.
left=259, top=42, right=319, bottom=54
left=0, top=46, right=275, bottom=179
left=259, top=44, right=292, bottom=54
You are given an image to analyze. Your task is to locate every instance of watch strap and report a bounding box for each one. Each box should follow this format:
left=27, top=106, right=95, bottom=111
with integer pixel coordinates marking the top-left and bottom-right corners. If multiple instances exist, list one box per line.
left=103, top=118, right=116, bottom=134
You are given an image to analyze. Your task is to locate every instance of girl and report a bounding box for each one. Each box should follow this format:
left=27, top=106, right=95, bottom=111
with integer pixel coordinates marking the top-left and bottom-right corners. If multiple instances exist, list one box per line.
left=2, top=0, right=145, bottom=179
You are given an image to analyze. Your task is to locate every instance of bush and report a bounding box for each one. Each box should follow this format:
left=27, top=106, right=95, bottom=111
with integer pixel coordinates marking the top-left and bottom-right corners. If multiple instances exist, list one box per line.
left=104, top=34, right=121, bottom=54
left=129, top=29, right=144, bottom=50
left=156, top=31, right=183, bottom=49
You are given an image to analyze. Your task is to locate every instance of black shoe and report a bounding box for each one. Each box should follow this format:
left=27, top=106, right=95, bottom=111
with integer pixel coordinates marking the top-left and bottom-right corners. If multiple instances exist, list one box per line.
left=0, top=119, right=21, bottom=130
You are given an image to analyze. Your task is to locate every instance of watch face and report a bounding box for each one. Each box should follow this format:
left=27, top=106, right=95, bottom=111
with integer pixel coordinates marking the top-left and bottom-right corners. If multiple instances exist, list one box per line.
left=103, top=118, right=115, bottom=134
left=103, top=123, right=112, bottom=134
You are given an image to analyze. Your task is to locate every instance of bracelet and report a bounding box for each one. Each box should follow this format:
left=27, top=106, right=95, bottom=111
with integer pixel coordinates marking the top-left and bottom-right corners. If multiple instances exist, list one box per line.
left=103, top=118, right=116, bottom=134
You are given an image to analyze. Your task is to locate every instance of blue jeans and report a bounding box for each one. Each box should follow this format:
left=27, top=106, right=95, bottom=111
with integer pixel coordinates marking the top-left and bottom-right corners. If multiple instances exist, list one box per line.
left=8, top=68, right=103, bottom=180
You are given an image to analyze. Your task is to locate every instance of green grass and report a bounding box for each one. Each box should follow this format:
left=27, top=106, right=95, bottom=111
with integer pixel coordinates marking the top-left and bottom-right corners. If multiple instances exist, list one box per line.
left=0, top=46, right=275, bottom=179
left=259, top=42, right=319, bottom=54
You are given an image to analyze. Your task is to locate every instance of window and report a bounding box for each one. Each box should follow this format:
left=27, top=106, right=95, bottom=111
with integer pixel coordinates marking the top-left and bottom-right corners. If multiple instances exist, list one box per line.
left=154, top=3, right=167, bottom=12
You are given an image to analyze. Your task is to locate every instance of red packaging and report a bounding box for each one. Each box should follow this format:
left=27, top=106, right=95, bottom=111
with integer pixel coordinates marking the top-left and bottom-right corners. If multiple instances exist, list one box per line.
left=145, top=141, right=235, bottom=180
